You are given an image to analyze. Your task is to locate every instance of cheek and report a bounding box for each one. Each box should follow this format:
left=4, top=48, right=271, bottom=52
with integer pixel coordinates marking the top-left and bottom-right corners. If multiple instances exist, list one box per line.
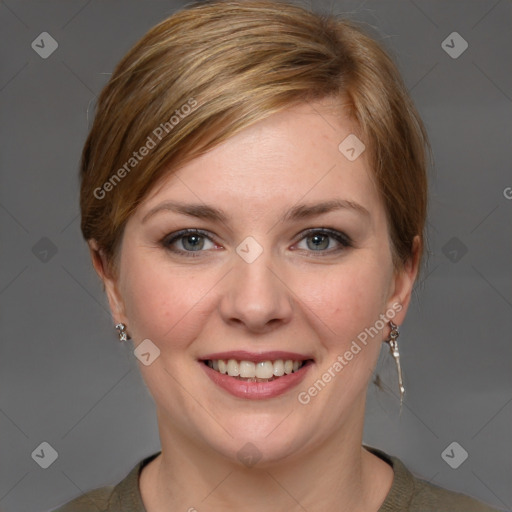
left=119, top=253, right=217, bottom=346
left=299, top=258, right=391, bottom=348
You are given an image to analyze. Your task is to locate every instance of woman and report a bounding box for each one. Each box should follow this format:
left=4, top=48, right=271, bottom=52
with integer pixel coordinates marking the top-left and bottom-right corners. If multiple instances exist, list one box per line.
left=53, top=1, right=501, bottom=510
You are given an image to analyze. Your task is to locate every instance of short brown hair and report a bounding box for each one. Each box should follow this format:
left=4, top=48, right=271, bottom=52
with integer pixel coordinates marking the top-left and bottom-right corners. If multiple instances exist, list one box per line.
left=80, top=0, right=429, bottom=275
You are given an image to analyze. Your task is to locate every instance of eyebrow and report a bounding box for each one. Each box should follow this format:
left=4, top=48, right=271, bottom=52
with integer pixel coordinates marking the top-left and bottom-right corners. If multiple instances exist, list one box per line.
left=141, top=198, right=370, bottom=224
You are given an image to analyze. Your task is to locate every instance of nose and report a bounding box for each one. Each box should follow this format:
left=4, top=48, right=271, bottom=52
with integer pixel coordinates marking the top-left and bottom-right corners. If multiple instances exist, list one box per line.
left=218, top=251, right=294, bottom=333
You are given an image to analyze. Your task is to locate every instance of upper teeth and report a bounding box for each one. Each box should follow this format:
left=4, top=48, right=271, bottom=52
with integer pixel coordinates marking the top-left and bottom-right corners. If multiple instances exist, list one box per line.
left=207, top=359, right=303, bottom=378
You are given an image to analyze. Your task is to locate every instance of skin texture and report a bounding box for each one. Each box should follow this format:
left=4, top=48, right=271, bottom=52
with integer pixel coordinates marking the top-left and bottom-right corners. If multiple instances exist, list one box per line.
left=90, top=99, right=420, bottom=511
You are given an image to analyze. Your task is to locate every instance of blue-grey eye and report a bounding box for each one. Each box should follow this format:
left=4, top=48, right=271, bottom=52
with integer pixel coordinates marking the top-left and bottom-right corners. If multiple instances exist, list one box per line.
left=181, top=234, right=206, bottom=251
left=309, top=233, right=330, bottom=250
left=295, top=229, right=351, bottom=252
left=163, top=230, right=216, bottom=253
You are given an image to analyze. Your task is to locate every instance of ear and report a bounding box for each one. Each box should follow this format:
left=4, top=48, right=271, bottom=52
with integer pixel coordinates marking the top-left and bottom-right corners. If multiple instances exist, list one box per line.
left=88, top=239, right=128, bottom=326
left=385, top=235, right=421, bottom=326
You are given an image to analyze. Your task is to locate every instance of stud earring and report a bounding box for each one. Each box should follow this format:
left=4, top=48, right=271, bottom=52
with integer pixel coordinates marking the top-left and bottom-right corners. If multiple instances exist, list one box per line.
left=115, top=323, right=130, bottom=342
left=386, top=321, right=405, bottom=406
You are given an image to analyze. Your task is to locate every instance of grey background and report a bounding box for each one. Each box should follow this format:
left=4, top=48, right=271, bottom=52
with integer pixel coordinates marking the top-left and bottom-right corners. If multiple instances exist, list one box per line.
left=0, top=1, right=510, bottom=511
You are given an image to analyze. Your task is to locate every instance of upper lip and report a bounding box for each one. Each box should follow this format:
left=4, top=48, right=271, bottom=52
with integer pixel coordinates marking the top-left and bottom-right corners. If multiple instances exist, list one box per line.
left=199, top=350, right=314, bottom=363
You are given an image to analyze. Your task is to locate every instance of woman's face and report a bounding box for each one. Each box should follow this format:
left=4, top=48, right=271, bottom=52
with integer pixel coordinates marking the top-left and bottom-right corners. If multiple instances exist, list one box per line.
left=97, top=99, right=417, bottom=465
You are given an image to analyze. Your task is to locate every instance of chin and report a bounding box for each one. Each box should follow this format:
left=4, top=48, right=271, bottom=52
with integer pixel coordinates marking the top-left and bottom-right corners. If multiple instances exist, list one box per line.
left=202, top=415, right=314, bottom=468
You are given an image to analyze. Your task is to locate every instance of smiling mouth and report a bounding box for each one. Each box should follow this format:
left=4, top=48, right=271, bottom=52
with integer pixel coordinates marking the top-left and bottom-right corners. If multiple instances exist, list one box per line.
left=202, top=358, right=314, bottom=382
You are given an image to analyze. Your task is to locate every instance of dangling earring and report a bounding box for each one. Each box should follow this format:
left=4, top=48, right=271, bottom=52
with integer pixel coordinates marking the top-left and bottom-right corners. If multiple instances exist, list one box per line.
left=386, top=321, right=405, bottom=406
left=115, top=323, right=130, bottom=342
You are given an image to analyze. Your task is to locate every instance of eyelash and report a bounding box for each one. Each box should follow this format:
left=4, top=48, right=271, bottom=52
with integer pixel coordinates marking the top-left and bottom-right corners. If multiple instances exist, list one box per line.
left=295, top=228, right=353, bottom=254
left=161, top=228, right=353, bottom=258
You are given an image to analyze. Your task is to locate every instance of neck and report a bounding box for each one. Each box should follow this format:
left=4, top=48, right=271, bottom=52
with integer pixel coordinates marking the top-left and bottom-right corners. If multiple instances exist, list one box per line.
left=140, top=401, right=393, bottom=512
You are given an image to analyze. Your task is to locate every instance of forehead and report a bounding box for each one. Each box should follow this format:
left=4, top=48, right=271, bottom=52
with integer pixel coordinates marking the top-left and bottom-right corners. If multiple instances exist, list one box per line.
left=137, top=101, right=380, bottom=220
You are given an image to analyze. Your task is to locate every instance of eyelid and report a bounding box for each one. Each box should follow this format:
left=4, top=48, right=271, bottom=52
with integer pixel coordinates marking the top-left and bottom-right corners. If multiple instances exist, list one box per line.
left=162, top=228, right=215, bottom=244
left=293, top=227, right=353, bottom=247
left=161, top=228, right=221, bottom=255
left=161, top=227, right=353, bottom=256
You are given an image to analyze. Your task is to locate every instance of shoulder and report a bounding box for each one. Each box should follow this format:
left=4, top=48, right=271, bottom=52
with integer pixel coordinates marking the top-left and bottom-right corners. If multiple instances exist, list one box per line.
left=51, top=452, right=161, bottom=512
left=365, top=446, right=503, bottom=512
left=51, top=485, right=114, bottom=512
left=409, top=476, right=501, bottom=512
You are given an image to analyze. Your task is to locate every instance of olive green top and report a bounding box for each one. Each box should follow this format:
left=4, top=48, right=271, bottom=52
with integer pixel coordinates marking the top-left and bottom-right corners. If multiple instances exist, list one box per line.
left=52, top=447, right=502, bottom=511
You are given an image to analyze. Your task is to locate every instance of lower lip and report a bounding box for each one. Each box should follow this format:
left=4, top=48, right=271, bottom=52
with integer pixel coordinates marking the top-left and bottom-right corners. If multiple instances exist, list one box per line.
left=200, top=361, right=313, bottom=400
